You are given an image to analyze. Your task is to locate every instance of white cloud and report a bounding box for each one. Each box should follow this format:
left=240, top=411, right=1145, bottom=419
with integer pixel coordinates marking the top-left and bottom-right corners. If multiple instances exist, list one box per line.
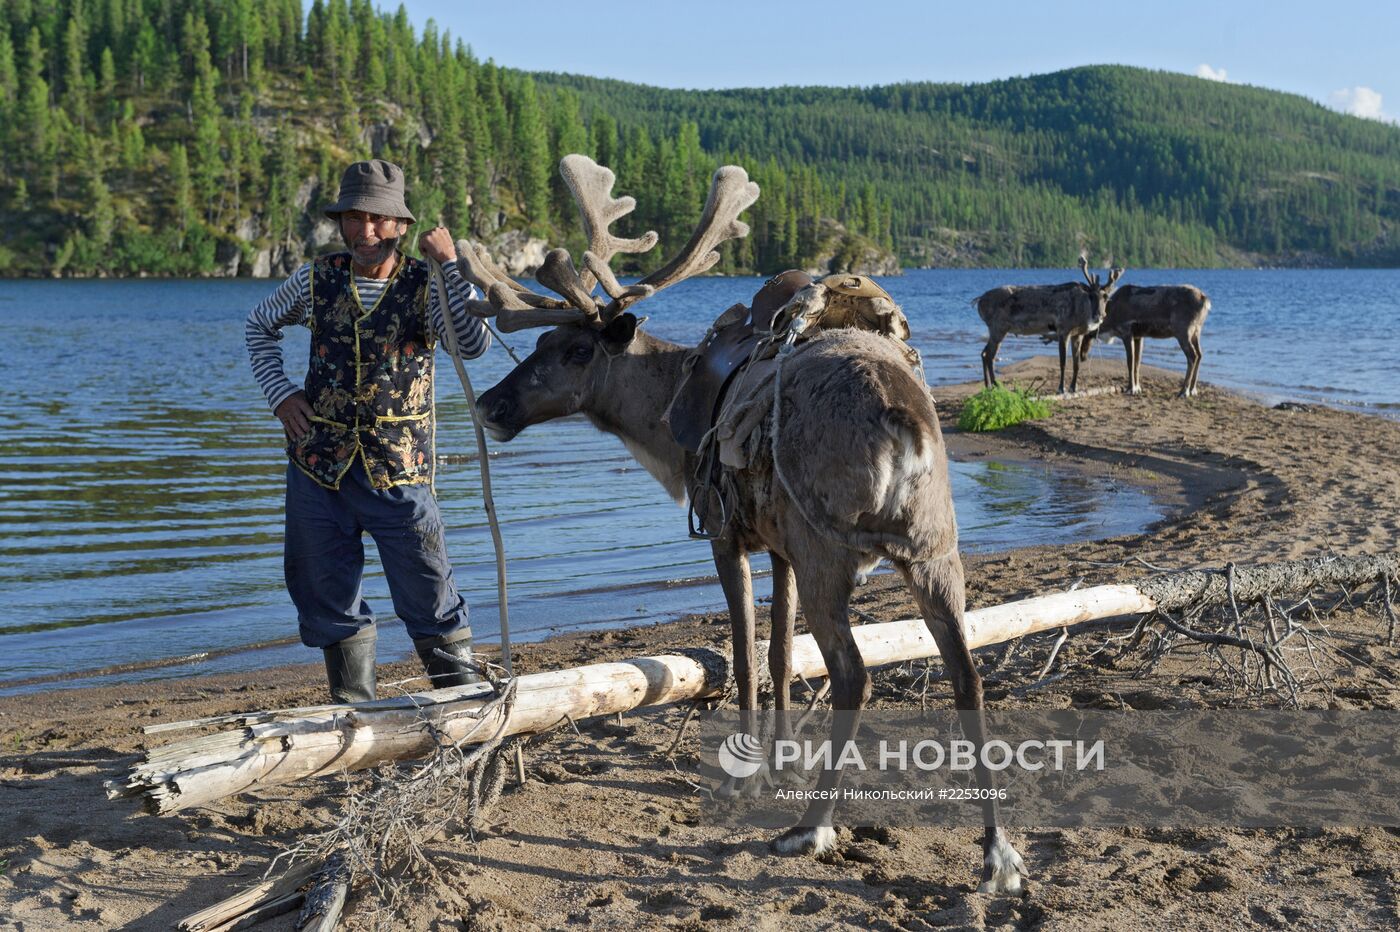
left=1329, top=86, right=1393, bottom=123
left=1196, top=64, right=1229, bottom=82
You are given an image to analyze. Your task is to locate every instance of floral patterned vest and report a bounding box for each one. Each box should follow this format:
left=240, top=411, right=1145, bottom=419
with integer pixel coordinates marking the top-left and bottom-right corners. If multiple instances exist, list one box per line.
left=289, top=252, right=436, bottom=490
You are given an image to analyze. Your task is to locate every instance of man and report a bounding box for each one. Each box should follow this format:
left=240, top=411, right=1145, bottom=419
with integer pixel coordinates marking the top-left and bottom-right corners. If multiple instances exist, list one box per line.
left=245, top=158, right=491, bottom=703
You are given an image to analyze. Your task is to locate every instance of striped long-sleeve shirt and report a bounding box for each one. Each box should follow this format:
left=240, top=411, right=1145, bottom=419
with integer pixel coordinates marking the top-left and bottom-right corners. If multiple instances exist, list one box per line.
left=245, top=260, right=491, bottom=412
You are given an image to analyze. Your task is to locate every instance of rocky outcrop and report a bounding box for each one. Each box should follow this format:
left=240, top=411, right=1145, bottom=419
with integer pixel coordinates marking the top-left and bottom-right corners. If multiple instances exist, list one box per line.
left=823, top=240, right=902, bottom=276
left=214, top=240, right=242, bottom=277
left=805, top=218, right=902, bottom=277
left=488, top=229, right=551, bottom=277
left=307, top=217, right=339, bottom=251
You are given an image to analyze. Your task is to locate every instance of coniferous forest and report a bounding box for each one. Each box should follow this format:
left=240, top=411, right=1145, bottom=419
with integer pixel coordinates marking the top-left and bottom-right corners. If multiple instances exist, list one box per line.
left=5, top=0, right=1400, bottom=277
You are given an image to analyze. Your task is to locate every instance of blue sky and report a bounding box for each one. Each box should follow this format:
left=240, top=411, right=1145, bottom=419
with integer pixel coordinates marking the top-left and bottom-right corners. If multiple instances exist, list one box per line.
left=395, top=0, right=1398, bottom=123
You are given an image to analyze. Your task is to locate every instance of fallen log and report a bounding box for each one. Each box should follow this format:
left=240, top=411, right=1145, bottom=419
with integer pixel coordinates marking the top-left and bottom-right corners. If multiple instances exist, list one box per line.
left=175, top=857, right=322, bottom=931
left=109, top=554, right=1395, bottom=815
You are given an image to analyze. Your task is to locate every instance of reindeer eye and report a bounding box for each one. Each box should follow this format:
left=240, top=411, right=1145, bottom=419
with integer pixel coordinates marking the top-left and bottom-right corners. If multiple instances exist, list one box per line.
left=565, top=344, right=594, bottom=364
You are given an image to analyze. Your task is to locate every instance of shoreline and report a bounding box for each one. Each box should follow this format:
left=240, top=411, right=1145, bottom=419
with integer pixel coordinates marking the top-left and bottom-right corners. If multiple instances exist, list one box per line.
left=2, top=360, right=1397, bottom=929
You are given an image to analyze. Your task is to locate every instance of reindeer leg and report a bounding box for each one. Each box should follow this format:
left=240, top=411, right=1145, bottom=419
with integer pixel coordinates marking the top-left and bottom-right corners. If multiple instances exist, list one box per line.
left=1069, top=332, right=1083, bottom=393
left=1176, top=331, right=1197, bottom=398
left=772, top=554, right=864, bottom=857
left=897, top=553, right=1028, bottom=896
left=1057, top=334, right=1069, bottom=394
left=1188, top=333, right=1204, bottom=396
left=1122, top=335, right=1135, bottom=394
left=769, top=553, right=796, bottom=745
left=982, top=333, right=1004, bottom=387
left=1131, top=336, right=1144, bottom=394
left=712, top=538, right=759, bottom=797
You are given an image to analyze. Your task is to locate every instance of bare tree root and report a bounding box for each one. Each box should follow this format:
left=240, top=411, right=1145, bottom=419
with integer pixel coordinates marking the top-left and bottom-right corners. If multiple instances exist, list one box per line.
left=921, top=557, right=1400, bottom=711
left=181, top=663, right=528, bottom=932
left=1087, top=569, right=1395, bottom=707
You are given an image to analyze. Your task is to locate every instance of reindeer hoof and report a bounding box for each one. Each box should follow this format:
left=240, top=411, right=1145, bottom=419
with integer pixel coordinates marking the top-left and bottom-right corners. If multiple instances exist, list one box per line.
left=977, top=834, right=1028, bottom=896
left=716, top=771, right=766, bottom=800
left=770, top=764, right=809, bottom=789
left=772, top=825, right=837, bottom=857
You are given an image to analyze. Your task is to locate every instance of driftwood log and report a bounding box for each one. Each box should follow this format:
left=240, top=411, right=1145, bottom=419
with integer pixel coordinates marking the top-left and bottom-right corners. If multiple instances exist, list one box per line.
left=109, top=555, right=1396, bottom=816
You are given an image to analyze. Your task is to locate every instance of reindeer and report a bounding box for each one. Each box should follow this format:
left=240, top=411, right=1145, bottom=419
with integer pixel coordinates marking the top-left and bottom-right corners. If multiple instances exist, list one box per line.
left=464, top=156, right=1027, bottom=894
left=975, top=259, right=1124, bottom=393
left=1089, top=283, right=1211, bottom=397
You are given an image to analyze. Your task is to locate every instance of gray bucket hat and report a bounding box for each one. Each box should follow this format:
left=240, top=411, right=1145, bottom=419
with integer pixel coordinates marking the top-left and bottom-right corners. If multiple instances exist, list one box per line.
left=323, top=159, right=417, bottom=223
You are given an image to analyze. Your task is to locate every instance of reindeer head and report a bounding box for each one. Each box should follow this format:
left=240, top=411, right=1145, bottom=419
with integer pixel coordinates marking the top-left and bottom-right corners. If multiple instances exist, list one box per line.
left=472, top=156, right=760, bottom=442
left=1078, top=256, right=1125, bottom=331
left=477, top=313, right=640, bottom=441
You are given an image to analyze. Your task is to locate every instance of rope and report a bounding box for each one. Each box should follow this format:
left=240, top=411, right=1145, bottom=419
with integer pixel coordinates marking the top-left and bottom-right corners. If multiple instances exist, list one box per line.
left=428, top=256, right=514, bottom=676
left=483, top=319, right=523, bottom=365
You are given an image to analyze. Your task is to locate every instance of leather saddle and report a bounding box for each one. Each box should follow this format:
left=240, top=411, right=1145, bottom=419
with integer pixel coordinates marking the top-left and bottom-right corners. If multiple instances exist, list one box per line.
left=663, top=271, right=814, bottom=453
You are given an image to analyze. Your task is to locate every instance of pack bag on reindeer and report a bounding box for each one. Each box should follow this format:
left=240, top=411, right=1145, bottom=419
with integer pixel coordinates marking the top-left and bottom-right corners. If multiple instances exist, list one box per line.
left=462, top=155, right=1027, bottom=894
left=663, top=265, right=923, bottom=536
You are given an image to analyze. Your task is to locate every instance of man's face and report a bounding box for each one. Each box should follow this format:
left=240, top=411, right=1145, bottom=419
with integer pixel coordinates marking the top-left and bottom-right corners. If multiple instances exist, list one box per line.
left=340, top=211, right=406, bottom=268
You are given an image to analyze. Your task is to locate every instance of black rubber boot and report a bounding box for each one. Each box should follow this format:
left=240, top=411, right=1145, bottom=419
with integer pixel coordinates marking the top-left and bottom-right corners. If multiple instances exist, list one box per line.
left=413, top=631, right=481, bottom=688
left=322, top=628, right=377, bottom=703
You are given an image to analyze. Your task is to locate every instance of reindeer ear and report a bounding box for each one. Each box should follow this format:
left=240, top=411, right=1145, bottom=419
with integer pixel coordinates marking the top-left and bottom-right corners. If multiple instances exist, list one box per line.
left=600, top=312, right=638, bottom=351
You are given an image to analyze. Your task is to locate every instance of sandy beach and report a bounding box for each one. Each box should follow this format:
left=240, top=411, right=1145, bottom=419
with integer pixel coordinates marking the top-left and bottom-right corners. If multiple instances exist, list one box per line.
left=2, top=356, right=1397, bottom=931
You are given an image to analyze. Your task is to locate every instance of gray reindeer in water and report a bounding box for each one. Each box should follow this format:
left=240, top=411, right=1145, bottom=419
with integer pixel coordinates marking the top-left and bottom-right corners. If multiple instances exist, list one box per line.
left=975, top=258, right=1124, bottom=393
left=1089, top=283, right=1212, bottom=397
left=464, top=155, right=1027, bottom=894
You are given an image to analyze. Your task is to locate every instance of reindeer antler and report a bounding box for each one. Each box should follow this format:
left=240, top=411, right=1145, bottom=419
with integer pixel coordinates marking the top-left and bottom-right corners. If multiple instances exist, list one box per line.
left=601, top=165, right=760, bottom=319
left=454, top=155, right=759, bottom=332
left=454, top=239, right=600, bottom=331
left=559, top=155, right=659, bottom=298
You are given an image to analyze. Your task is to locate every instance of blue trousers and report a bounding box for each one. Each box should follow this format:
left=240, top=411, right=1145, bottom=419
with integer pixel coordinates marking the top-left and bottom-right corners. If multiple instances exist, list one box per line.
left=284, top=460, right=471, bottom=649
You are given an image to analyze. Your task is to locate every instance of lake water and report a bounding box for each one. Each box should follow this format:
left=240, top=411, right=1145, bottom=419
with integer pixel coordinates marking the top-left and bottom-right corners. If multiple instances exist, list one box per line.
left=2, top=268, right=1394, bottom=693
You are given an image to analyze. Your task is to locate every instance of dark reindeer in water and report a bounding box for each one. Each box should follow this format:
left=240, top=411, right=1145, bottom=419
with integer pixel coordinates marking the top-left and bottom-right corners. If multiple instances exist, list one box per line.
left=1090, top=283, right=1212, bottom=397
left=975, top=258, right=1124, bottom=393
left=465, top=155, right=1027, bottom=893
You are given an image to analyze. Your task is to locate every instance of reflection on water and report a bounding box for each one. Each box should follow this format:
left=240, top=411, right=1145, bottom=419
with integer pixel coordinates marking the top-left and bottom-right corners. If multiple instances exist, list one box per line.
left=0, top=276, right=1185, bottom=692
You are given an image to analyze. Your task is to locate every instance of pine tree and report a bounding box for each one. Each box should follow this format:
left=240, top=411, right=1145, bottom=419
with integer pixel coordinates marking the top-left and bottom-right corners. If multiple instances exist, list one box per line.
left=264, top=122, right=302, bottom=252
left=18, top=28, right=50, bottom=178
left=547, top=88, right=588, bottom=223
left=0, top=30, right=15, bottom=150
left=457, top=51, right=493, bottom=233
left=169, top=143, right=193, bottom=248
left=510, top=74, right=550, bottom=227
left=61, top=17, right=89, bottom=127
left=98, top=46, right=115, bottom=108
left=131, top=23, right=158, bottom=92
left=119, top=99, right=145, bottom=169
left=184, top=14, right=224, bottom=215
left=87, top=165, right=115, bottom=252
left=479, top=62, right=511, bottom=187
left=591, top=112, right=617, bottom=170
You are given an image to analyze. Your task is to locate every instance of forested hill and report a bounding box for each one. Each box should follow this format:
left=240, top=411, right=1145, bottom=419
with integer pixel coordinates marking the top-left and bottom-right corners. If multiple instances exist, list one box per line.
left=4, top=0, right=1399, bottom=278
left=543, top=68, right=1400, bottom=268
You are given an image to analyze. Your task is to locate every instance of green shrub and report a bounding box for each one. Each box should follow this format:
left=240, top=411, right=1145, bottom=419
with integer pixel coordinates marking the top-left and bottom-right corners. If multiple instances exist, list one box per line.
left=957, top=384, right=1054, bottom=432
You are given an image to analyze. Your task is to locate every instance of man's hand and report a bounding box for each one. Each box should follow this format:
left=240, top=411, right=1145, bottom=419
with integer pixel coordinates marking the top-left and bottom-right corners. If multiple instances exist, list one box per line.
left=275, top=391, right=315, bottom=443
left=420, top=226, right=457, bottom=264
